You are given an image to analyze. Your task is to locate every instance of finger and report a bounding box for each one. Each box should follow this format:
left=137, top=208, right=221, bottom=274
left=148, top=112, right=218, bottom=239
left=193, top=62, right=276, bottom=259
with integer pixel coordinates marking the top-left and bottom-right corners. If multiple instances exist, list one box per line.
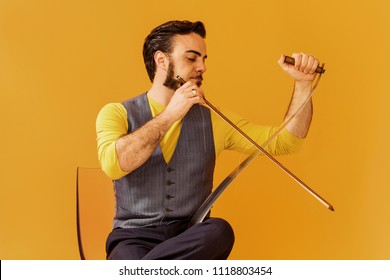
left=278, top=53, right=286, bottom=66
left=299, top=53, right=309, bottom=72
left=183, top=86, right=198, bottom=98
left=177, top=82, right=196, bottom=97
left=179, top=81, right=195, bottom=90
left=195, top=87, right=205, bottom=98
left=190, top=88, right=197, bottom=97
left=190, top=87, right=205, bottom=98
left=292, top=53, right=302, bottom=70
left=305, top=55, right=315, bottom=74
left=190, top=94, right=205, bottom=105
left=309, top=58, right=319, bottom=74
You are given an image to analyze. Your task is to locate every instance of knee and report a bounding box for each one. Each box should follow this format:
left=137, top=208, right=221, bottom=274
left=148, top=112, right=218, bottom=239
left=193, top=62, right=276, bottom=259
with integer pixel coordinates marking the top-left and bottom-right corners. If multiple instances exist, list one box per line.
left=205, top=218, right=235, bottom=246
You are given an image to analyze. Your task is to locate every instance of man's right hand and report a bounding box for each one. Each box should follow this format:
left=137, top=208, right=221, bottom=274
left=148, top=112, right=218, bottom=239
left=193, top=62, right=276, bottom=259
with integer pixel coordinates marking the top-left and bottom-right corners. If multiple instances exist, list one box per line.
left=163, top=81, right=205, bottom=122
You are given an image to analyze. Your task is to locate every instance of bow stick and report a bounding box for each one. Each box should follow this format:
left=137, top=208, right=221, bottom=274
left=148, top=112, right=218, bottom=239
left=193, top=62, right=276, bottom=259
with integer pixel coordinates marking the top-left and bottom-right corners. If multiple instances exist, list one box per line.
left=177, top=56, right=333, bottom=227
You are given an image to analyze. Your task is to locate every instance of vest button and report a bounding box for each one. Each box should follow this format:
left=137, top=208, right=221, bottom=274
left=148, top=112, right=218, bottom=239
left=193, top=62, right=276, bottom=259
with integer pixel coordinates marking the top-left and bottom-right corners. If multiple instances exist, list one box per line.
left=167, top=167, right=175, bottom=172
left=167, top=180, right=175, bottom=185
left=166, top=194, right=175, bottom=199
left=164, top=208, right=173, bottom=213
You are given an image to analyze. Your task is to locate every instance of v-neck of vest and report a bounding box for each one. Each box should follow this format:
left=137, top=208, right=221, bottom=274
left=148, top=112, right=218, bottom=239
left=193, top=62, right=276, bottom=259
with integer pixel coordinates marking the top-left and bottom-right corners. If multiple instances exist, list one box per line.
left=158, top=115, right=190, bottom=166
left=145, top=92, right=187, bottom=166
left=140, top=93, right=205, bottom=168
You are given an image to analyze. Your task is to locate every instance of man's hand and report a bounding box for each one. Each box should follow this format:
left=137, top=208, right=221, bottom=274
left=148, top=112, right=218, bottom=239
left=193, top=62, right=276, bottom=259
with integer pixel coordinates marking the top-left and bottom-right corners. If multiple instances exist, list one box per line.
left=278, top=53, right=320, bottom=83
left=163, top=81, right=205, bottom=121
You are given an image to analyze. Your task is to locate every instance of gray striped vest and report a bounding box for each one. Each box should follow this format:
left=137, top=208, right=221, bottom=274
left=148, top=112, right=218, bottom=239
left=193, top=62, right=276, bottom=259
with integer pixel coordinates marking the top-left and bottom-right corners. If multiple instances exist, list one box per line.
left=113, top=93, right=215, bottom=228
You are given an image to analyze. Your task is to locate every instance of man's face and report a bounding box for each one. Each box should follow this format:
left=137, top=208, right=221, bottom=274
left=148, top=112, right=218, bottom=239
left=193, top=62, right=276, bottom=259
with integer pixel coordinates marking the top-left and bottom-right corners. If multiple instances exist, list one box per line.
left=163, top=33, right=207, bottom=90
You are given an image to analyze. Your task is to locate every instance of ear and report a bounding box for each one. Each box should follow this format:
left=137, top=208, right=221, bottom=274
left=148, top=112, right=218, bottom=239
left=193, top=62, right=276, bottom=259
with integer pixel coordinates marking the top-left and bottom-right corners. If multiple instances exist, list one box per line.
left=154, top=51, right=169, bottom=72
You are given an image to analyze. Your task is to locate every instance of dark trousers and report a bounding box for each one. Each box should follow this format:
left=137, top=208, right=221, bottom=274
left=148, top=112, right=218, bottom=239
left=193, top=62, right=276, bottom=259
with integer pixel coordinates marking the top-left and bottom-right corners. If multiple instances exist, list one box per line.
left=106, top=217, right=235, bottom=260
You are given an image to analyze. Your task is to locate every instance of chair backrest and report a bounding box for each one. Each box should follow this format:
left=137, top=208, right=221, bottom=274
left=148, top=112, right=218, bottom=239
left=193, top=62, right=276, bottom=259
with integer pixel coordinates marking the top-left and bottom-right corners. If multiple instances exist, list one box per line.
left=76, top=167, right=115, bottom=260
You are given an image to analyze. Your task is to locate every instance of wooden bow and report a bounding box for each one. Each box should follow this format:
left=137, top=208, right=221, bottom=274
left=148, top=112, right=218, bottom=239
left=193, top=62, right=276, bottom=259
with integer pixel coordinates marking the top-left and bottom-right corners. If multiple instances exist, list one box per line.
left=177, top=57, right=334, bottom=227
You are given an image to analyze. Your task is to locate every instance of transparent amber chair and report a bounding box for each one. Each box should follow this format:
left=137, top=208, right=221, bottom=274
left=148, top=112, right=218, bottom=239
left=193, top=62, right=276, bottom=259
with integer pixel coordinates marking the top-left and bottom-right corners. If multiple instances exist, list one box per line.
left=76, top=167, right=114, bottom=259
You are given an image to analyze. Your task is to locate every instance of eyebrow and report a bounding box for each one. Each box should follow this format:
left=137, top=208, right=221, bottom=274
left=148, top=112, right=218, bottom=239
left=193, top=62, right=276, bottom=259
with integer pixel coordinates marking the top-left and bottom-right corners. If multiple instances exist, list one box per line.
left=186, top=50, right=207, bottom=59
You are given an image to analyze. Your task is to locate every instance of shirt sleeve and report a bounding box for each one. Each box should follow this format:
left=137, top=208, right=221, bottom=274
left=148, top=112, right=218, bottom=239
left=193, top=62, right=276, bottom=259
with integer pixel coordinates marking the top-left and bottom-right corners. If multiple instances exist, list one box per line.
left=212, top=108, right=304, bottom=157
left=96, top=103, right=130, bottom=180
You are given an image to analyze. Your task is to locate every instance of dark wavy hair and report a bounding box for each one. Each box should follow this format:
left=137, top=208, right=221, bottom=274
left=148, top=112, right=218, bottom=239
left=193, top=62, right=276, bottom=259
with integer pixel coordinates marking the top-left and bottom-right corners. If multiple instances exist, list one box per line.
left=143, top=20, right=206, bottom=82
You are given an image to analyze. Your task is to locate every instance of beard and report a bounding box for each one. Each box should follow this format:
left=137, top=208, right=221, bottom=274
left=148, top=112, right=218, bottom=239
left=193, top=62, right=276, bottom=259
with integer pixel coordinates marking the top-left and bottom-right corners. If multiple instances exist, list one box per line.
left=163, top=62, right=180, bottom=90
left=163, top=62, right=203, bottom=90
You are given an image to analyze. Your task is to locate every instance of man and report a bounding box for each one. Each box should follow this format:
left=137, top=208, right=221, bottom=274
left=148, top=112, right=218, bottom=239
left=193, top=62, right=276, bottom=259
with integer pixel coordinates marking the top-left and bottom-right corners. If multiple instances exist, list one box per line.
left=96, top=20, right=319, bottom=259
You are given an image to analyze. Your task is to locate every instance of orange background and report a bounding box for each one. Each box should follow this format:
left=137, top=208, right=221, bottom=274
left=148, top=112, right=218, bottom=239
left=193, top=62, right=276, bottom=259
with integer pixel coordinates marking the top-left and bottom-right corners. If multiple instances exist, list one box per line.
left=1, top=0, right=389, bottom=259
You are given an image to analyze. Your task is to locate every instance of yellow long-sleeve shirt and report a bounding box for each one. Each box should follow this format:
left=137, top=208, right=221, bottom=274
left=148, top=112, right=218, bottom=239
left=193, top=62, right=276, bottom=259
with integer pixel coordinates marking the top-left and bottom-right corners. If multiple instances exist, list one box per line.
left=96, top=95, right=303, bottom=180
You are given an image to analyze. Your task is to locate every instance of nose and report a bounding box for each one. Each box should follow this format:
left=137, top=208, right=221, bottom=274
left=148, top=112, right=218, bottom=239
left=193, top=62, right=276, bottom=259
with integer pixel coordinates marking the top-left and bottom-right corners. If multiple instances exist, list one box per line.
left=196, top=60, right=207, bottom=74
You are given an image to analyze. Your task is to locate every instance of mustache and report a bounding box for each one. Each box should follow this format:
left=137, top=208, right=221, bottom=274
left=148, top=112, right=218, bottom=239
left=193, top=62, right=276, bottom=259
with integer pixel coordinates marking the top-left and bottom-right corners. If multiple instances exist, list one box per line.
left=176, top=75, right=203, bottom=86
left=192, top=75, right=203, bottom=86
left=193, top=75, right=203, bottom=81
